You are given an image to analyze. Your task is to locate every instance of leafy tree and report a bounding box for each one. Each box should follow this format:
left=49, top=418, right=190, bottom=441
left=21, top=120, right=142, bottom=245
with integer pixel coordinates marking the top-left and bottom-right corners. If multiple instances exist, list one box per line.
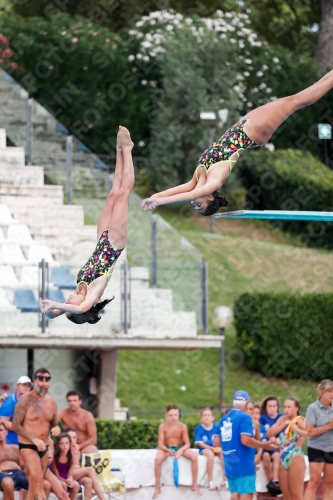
left=241, top=0, right=320, bottom=55
left=147, top=25, right=240, bottom=190
left=0, top=13, right=151, bottom=156
left=315, top=0, right=333, bottom=72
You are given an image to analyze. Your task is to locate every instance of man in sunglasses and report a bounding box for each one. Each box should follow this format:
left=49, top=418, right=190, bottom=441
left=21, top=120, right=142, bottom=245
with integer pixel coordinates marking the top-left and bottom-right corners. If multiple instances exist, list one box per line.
left=12, top=368, right=61, bottom=500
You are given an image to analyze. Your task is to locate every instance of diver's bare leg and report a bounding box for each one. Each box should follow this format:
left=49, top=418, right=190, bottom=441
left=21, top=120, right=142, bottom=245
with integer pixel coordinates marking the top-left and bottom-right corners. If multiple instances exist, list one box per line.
left=97, top=127, right=125, bottom=239
left=107, top=128, right=135, bottom=250
left=244, top=69, right=333, bottom=144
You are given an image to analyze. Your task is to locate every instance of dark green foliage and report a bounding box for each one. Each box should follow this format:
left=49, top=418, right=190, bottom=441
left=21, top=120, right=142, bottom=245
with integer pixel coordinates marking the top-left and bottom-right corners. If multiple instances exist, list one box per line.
left=9, top=0, right=241, bottom=33
left=96, top=419, right=196, bottom=449
left=237, top=148, right=333, bottom=248
left=0, top=13, right=151, bottom=155
left=240, top=0, right=320, bottom=55
left=234, top=292, right=333, bottom=381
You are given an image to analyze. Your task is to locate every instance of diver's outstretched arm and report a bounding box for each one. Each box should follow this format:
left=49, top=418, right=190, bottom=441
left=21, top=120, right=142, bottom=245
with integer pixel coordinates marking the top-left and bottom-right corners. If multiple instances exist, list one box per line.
left=142, top=177, right=221, bottom=211
left=40, top=295, right=97, bottom=315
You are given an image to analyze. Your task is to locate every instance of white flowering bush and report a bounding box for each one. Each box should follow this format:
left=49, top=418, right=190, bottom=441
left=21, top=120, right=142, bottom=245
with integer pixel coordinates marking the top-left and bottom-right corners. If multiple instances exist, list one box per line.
left=128, top=10, right=278, bottom=110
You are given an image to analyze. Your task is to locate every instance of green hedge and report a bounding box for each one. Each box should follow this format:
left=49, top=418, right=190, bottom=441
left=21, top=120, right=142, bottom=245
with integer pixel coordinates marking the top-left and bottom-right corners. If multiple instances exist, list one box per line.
left=234, top=292, right=333, bottom=380
left=237, top=149, right=333, bottom=248
left=96, top=420, right=197, bottom=449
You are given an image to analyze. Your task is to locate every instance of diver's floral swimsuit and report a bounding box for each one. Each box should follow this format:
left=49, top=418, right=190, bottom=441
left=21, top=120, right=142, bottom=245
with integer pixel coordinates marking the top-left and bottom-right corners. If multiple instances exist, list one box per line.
left=76, top=229, right=123, bottom=288
left=196, top=118, right=260, bottom=179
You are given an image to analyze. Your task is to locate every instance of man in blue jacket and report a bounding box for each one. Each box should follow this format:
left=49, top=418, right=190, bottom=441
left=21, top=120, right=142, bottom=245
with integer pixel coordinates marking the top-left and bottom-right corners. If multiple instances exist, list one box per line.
left=0, top=376, right=32, bottom=444
left=217, top=390, right=278, bottom=499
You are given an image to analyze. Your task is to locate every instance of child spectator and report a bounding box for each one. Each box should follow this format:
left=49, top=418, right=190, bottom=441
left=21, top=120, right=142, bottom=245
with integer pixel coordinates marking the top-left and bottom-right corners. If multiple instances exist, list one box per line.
left=64, top=428, right=105, bottom=500
left=194, top=407, right=227, bottom=491
left=252, top=404, right=267, bottom=469
left=260, top=396, right=283, bottom=493
left=152, top=404, right=201, bottom=499
left=51, top=433, right=80, bottom=500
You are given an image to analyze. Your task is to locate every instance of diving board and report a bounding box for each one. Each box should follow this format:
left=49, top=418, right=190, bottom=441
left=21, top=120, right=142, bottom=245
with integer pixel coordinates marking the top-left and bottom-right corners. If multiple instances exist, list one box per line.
left=215, top=210, right=333, bottom=221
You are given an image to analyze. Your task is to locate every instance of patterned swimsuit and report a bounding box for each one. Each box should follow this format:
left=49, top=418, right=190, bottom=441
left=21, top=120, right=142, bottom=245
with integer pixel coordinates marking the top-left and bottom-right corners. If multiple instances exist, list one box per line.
left=196, top=118, right=260, bottom=177
left=280, top=430, right=303, bottom=470
left=76, top=229, right=123, bottom=287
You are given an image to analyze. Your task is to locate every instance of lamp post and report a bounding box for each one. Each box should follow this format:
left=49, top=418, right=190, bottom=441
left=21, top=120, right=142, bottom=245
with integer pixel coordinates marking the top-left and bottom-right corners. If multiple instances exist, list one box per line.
left=200, top=109, right=229, bottom=233
left=212, top=305, right=233, bottom=410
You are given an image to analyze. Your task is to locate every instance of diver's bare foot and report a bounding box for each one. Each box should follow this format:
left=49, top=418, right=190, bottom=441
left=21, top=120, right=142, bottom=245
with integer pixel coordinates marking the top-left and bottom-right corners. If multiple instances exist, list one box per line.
left=117, top=128, right=122, bottom=150
left=152, top=488, right=161, bottom=498
left=191, top=485, right=202, bottom=496
left=119, top=125, right=134, bottom=150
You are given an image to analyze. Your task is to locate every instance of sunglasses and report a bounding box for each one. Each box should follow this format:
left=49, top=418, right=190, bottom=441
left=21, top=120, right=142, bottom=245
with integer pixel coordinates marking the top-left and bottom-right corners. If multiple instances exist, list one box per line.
left=35, top=375, right=51, bottom=382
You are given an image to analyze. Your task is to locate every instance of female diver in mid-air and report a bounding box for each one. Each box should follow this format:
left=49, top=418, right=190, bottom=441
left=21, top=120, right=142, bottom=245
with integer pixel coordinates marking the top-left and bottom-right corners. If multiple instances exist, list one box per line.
left=141, top=70, right=333, bottom=216
left=40, top=126, right=135, bottom=324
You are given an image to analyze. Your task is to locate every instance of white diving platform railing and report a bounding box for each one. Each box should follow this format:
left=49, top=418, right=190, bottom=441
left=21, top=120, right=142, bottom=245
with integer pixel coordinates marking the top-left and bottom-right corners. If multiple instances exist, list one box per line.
left=215, top=210, right=333, bottom=221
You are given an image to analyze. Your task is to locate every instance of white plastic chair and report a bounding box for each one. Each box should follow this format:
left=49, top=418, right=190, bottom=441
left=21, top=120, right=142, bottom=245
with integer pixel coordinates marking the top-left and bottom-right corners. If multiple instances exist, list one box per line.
left=0, top=265, right=22, bottom=289
left=0, top=204, right=18, bottom=225
left=20, top=266, right=56, bottom=289
left=27, top=245, right=60, bottom=267
left=7, top=224, right=38, bottom=246
left=0, top=227, right=5, bottom=245
left=0, top=288, right=17, bottom=311
left=0, top=243, right=28, bottom=266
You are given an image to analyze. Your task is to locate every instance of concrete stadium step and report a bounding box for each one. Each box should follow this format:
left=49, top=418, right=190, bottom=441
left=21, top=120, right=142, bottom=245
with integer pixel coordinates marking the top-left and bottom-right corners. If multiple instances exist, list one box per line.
left=8, top=205, right=84, bottom=227
left=131, top=288, right=173, bottom=312
left=0, top=191, right=63, bottom=208
left=130, top=311, right=197, bottom=337
left=0, top=148, right=25, bottom=167
left=0, top=167, right=44, bottom=187
left=28, top=225, right=97, bottom=247
left=0, top=185, right=63, bottom=201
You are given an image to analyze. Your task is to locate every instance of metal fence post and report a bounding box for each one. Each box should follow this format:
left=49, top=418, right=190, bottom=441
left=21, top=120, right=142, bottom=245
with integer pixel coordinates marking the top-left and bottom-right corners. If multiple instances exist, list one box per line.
left=201, top=261, right=209, bottom=335
left=38, top=258, right=49, bottom=334
left=151, top=214, right=157, bottom=288
left=26, top=98, right=33, bottom=165
left=121, top=261, right=131, bottom=333
left=66, top=135, right=73, bottom=204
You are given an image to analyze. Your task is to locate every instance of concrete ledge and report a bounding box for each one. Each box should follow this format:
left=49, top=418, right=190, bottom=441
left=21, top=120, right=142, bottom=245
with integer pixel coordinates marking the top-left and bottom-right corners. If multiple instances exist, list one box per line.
left=0, top=333, right=223, bottom=349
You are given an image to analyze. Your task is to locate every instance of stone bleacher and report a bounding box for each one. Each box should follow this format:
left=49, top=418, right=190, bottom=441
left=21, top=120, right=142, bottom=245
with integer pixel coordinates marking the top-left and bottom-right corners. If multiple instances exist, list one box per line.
left=0, top=128, right=196, bottom=338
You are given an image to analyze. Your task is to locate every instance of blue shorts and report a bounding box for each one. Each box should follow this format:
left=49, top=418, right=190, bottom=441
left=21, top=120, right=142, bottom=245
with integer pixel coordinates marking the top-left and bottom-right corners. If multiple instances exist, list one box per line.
left=227, top=474, right=256, bottom=494
left=0, top=470, right=28, bottom=490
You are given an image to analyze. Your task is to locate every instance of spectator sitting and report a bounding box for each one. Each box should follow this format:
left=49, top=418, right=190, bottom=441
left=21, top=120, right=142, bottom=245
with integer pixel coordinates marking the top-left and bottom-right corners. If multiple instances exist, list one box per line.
left=58, top=391, right=98, bottom=453
left=194, top=407, right=226, bottom=491
left=0, top=376, right=32, bottom=444
left=260, top=395, right=283, bottom=493
left=45, top=437, right=73, bottom=500
left=252, top=404, right=267, bottom=469
left=64, top=427, right=105, bottom=500
left=246, top=401, right=263, bottom=470
left=217, top=390, right=278, bottom=499
left=51, top=433, right=80, bottom=500
left=152, top=404, right=201, bottom=499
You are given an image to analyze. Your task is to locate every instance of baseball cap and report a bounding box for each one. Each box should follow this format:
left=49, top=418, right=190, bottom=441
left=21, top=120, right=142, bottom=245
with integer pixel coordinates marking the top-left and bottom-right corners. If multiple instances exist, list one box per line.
left=17, top=376, right=32, bottom=385
left=233, top=390, right=250, bottom=402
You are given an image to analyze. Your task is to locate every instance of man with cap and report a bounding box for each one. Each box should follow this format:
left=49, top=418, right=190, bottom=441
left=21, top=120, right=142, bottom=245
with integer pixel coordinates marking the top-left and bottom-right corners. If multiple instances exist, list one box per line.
left=0, top=376, right=32, bottom=445
left=217, top=390, right=279, bottom=500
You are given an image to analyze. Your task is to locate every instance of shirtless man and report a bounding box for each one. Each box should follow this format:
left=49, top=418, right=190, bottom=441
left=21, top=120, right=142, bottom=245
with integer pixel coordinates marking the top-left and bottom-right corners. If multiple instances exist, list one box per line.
left=58, top=391, right=98, bottom=453
left=12, top=368, right=61, bottom=500
left=0, top=420, right=51, bottom=500
left=153, top=404, right=201, bottom=499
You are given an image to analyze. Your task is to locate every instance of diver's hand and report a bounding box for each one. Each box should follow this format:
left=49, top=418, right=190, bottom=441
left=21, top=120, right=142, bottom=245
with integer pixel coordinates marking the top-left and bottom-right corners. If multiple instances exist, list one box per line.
left=141, top=198, right=160, bottom=211
left=40, top=300, right=54, bottom=313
